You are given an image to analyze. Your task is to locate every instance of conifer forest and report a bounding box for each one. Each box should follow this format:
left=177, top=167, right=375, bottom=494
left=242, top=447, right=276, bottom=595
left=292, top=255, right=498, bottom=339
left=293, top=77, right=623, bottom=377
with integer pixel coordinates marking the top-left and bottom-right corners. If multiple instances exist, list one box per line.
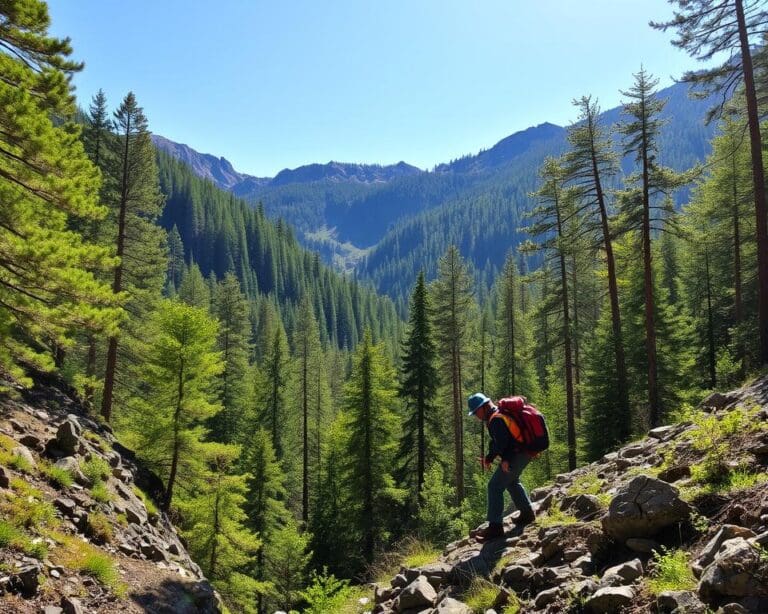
left=3, top=1, right=768, bottom=612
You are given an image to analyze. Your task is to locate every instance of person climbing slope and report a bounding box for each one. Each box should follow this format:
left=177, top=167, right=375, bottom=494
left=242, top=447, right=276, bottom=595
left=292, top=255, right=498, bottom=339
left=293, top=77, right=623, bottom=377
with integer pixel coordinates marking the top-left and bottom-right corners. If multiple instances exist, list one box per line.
left=467, top=392, right=545, bottom=542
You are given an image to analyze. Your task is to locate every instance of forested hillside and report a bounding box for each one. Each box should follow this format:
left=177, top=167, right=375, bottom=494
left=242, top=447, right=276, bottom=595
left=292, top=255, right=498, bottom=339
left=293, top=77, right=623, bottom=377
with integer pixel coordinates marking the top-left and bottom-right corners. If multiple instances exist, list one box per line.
left=3, top=1, right=768, bottom=613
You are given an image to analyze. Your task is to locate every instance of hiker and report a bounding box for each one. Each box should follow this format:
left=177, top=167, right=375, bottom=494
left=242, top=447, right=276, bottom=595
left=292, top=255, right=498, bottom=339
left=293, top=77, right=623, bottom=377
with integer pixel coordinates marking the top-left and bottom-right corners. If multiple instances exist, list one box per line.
left=467, top=392, right=536, bottom=541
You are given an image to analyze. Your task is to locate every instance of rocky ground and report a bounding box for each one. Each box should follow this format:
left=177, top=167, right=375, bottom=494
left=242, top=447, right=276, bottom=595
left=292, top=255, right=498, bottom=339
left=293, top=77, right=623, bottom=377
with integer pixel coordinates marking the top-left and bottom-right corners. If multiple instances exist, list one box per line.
left=0, top=371, right=221, bottom=613
left=372, top=378, right=768, bottom=614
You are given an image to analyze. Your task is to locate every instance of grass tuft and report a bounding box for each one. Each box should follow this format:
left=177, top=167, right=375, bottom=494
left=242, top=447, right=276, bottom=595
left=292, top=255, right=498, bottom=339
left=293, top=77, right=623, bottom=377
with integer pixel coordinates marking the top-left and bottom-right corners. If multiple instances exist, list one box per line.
left=647, top=548, right=696, bottom=595
left=91, top=481, right=112, bottom=503
left=538, top=506, right=579, bottom=528
left=86, top=512, right=113, bottom=544
left=132, top=485, right=159, bottom=519
left=463, top=577, right=501, bottom=613
left=81, top=456, right=110, bottom=485
left=40, top=460, right=74, bottom=489
left=52, top=534, right=126, bottom=596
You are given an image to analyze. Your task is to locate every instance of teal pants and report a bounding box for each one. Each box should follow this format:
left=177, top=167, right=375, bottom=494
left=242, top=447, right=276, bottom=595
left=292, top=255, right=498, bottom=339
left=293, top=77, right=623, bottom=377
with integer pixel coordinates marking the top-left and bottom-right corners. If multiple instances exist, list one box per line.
left=487, top=453, right=532, bottom=524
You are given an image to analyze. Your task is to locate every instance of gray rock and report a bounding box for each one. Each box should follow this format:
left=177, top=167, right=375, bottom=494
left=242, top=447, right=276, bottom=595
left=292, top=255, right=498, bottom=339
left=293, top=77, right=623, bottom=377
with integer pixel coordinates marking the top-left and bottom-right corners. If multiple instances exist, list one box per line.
left=625, top=537, right=660, bottom=554
left=699, top=391, right=738, bottom=412
left=570, top=579, right=598, bottom=599
left=61, top=597, right=84, bottom=614
left=375, top=584, right=394, bottom=603
left=694, top=525, right=756, bottom=575
left=433, top=597, right=472, bottom=613
left=699, top=537, right=768, bottom=600
left=501, top=564, right=533, bottom=593
left=658, top=465, right=691, bottom=483
left=571, top=554, right=594, bottom=575
left=602, top=476, right=691, bottom=541
left=601, top=558, right=643, bottom=584
left=54, top=497, right=77, bottom=517
left=718, top=604, right=749, bottom=614
left=391, top=573, right=409, bottom=589
left=0, top=466, right=9, bottom=488
left=584, top=586, right=635, bottom=613
left=11, top=445, right=36, bottom=470
left=561, top=494, right=602, bottom=519
left=395, top=576, right=437, bottom=611
left=13, top=563, right=41, bottom=597
left=750, top=531, right=768, bottom=547
left=619, top=444, right=647, bottom=459
left=534, top=586, right=561, bottom=609
left=648, top=425, right=681, bottom=440
left=19, top=433, right=43, bottom=450
left=43, top=607, right=63, bottom=614
left=55, top=419, right=82, bottom=455
left=656, top=590, right=706, bottom=613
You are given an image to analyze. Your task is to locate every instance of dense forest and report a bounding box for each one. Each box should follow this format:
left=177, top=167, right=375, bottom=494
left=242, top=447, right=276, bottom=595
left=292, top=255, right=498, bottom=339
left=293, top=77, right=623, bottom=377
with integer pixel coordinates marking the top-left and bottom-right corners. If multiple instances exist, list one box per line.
left=2, top=0, right=768, bottom=613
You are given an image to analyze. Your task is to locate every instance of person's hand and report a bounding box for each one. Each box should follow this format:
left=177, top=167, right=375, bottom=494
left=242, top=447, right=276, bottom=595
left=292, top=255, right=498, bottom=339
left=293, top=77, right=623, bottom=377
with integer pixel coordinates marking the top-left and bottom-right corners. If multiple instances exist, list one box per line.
left=501, top=460, right=510, bottom=473
left=478, top=456, right=492, bottom=471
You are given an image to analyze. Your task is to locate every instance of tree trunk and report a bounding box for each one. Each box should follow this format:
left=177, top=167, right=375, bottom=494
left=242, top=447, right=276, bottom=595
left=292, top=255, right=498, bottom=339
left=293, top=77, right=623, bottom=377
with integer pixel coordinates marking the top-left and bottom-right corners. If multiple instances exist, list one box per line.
left=101, top=112, right=131, bottom=423
left=735, top=0, right=768, bottom=365
left=570, top=254, right=582, bottom=419
left=731, top=149, right=744, bottom=376
left=705, top=249, right=717, bottom=389
left=164, top=358, right=185, bottom=510
left=640, top=104, right=661, bottom=427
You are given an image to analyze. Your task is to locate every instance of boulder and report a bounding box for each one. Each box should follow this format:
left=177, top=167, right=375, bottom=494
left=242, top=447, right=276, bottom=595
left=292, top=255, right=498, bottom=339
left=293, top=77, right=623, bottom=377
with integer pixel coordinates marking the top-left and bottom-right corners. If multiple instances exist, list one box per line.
left=698, top=537, right=768, bottom=600
left=395, top=576, right=437, bottom=611
left=391, top=573, right=409, bottom=589
left=625, top=537, right=660, bottom=554
left=618, top=444, right=647, bottom=459
left=19, top=433, right=43, bottom=451
left=12, top=563, right=41, bottom=597
left=55, top=418, right=82, bottom=455
left=54, top=497, right=77, bottom=517
left=584, top=586, right=635, bottom=613
left=533, top=586, right=561, bottom=609
left=433, top=597, right=472, bottom=613
left=699, top=391, right=738, bottom=412
left=602, top=476, right=691, bottom=541
left=501, top=564, right=533, bottom=593
left=656, top=590, right=706, bottom=613
left=648, top=425, right=681, bottom=440
left=601, top=558, right=643, bottom=584
left=693, top=525, right=756, bottom=576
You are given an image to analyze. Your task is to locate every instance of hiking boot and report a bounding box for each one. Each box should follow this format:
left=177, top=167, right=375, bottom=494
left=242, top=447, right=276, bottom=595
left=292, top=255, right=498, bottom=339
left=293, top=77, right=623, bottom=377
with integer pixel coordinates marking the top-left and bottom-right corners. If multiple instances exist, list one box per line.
left=474, top=522, right=505, bottom=542
left=513, top=508, right=535, bottom=528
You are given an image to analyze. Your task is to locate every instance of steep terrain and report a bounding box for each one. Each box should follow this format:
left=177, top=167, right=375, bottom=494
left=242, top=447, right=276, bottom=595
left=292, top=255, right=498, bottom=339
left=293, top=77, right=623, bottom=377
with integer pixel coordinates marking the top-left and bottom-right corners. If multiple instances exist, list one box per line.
left=371, top=378, right=768, bottom=613
left=0, top=372, right=220, bottom=613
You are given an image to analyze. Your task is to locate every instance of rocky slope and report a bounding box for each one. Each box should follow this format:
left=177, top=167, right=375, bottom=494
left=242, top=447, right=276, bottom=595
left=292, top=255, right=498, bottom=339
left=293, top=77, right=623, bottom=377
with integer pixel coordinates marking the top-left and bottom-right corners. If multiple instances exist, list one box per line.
left=373, top=378, right=768, bottom=614
left=0, top=371, right=221, bottom=613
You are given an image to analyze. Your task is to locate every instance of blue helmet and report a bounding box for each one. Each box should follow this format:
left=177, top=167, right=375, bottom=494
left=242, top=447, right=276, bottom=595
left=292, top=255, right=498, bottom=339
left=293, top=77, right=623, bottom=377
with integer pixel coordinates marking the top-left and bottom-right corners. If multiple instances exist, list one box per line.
left=467, top=392, right=491, bottom=416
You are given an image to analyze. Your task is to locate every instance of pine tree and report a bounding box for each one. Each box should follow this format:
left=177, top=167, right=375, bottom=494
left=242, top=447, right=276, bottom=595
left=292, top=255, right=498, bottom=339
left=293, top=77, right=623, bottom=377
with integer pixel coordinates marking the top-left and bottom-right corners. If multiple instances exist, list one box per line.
left=264, top=518, right=311, bottom=612
left=0, top=1, right=118, bottom=384
left=210, top=273, right=250, bottom=443
left=564, top=96, right=631, bottom=445
left=242, top=428, right=286, bottom=614
left=397, top=272, right=440, bottom=514
left=261, top=323, right=289, bottom=458
left=652, top=0, right=768, bottom=365
left=617, top=68, right=693, bottom=426
left=178, top=261, right=211, bottom=310
left=167, top=225, right=185, bottom=295
left=101, top=92, right=166, bottom=422
left=125, top=300, right=222, bottom=510
left=431, top=246, right=474, bottom=503
left=343, top=331, right=401, bottom=564
left=179, top=443, right=263, bottom=612
left=526, top=157, right=577, bottom=469
left=293, top=294, right=323, bottom=522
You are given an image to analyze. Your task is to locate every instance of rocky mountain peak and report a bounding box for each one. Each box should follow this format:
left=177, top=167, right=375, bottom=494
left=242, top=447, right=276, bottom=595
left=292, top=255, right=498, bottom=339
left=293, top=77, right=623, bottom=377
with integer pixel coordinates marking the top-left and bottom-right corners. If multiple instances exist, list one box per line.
left=372, top=377, right=768, bottom=613
left=0, top=371, right=221, bottom=613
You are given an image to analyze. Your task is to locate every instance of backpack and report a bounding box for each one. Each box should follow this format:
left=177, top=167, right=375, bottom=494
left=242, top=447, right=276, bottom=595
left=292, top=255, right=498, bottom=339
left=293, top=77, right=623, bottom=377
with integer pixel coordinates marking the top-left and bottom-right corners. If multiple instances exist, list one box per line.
left=494, top=396, right=550, bottom=455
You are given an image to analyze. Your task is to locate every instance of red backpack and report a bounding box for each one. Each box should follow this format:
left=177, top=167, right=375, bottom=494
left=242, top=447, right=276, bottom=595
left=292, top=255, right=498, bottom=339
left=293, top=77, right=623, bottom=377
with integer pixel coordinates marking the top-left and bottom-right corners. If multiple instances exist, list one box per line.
left=496, top=396, right=550, bottom=454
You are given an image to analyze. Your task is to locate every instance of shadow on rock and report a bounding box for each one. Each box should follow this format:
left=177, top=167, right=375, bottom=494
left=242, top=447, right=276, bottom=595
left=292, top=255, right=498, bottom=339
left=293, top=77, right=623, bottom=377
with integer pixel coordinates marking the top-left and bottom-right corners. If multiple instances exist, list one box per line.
left=130, top=579, right=220, bottom=614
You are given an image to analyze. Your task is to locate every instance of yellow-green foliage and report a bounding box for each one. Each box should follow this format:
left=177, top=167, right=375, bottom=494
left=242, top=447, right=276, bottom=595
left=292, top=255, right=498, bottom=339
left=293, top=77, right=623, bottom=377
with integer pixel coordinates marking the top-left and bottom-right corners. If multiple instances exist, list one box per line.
left=90, top=482, right=112, bottom=503
left=86, top=512, right=113, bottom=543
left=84, top=431, right=110, bottom=453
left=463, top=578, right=500, bottom=613
left=81, top=456, right=110, bottom=485
left=538, top=506, right=579, bottom=528
left=0, top=435, right=35, bottom=474
left=132, top=485, right=159, bottom=518
left=567, top=473, right=611, bottom=507
left=40, top=460, right=74, bottom=489
left=2, top=479, right=55, bottom=529
left=52, top=535, right=125, bottom=596
left=0, top=520, right=48, bottom=559
left=647, top=548, right=696, bottom=595
left=402, top=543, right=441, bottom=569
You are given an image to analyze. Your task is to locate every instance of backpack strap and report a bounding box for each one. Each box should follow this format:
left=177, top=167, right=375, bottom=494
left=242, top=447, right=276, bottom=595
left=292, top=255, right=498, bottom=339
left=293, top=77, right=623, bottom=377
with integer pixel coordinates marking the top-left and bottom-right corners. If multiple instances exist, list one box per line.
left=490, top=411, right=523, bottom=445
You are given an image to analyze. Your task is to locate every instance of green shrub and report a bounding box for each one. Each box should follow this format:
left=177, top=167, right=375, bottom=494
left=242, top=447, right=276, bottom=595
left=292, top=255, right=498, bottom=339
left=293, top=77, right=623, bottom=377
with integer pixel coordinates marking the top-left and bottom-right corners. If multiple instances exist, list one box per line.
left=86, top=512, right=113, bottom=543
left=300, top=567, right=353, bottom=614
left=41, top=461, right=74, bottom=489
left=81, top=456, right=110, bottom=485
left=647, top=548, right=696, bottom=595
left=91, top=482, right=112, bottom=503
left=463, top=578, right=500, bottom=613
left=538, top=506, right=578, bottom=528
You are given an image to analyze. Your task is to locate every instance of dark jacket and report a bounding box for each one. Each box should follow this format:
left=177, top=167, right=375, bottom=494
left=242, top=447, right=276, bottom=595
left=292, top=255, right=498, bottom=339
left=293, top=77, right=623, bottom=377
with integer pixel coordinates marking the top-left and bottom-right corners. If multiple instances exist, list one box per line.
left=484, top=410, right=521, bottom=464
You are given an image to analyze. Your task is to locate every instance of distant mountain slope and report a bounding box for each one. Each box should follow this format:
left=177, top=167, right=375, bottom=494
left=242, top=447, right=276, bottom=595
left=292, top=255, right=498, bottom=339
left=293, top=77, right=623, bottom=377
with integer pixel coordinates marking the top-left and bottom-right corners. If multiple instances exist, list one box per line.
left=156, top=80, right=717, bottom=302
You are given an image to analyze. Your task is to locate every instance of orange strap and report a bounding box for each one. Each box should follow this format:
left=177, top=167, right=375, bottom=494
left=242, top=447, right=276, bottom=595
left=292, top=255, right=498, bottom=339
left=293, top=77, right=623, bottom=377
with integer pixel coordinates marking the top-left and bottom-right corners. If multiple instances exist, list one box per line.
left=490, top=412, right=522, bottom=442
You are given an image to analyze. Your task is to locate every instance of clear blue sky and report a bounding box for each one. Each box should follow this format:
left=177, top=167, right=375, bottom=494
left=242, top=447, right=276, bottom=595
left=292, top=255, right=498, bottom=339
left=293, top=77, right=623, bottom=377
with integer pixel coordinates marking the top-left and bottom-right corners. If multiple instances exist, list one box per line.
left=48, top=0, right=698, bottom=177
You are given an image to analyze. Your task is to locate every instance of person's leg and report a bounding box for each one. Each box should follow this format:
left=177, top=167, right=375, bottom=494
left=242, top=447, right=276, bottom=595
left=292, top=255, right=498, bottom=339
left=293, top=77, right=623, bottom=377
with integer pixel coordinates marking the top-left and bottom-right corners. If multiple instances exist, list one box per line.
left=504, top=453, right=532, bottom=514
left=486, top=465, right=507, bottom=524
